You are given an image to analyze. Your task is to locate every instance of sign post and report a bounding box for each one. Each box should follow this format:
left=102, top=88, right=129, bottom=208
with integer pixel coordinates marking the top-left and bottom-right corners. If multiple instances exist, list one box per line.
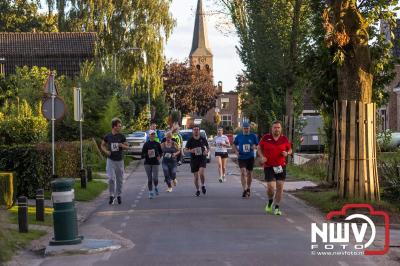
left=42, top=72, right=66, bottom=178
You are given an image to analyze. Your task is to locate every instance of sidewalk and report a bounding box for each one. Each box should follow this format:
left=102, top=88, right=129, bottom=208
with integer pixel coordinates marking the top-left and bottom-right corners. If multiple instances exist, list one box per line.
left=6, top=159, right=141, bottom=265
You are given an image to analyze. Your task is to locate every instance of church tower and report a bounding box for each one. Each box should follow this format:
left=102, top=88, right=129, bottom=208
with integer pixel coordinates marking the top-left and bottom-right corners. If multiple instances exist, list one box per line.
left=189, top=0, right=213, bottom=75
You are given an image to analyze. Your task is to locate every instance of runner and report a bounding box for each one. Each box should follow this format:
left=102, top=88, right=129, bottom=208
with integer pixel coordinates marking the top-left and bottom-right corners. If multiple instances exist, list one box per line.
left=232, top=122, right=258, bottom=198
left=184, top=125, right=209, bottom=196
left=161, top=131, right=180, bottom=192
left=101, top=118, right=129, bottom=205
left=258, top=120, right=292, bottom=215
left=142, top=130, right=163, bottom=199
left=171, top=125, right=183, bottom=166
left=213, top=127, right=230, bottom=183
left=146, top=122, right=161, bottom=143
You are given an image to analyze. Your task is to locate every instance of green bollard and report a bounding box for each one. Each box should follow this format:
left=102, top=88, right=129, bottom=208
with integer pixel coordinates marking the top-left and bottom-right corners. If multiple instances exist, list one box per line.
left=49, top=178, right=83, bottom=245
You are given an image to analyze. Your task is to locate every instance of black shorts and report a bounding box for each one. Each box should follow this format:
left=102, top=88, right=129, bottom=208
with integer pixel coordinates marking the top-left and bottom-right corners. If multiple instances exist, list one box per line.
left=190, top=157, right=207, bottom=173
left=215, top=152, right=228, bottom=158
left=264, top=166, right=286, bottom=182
left=238, top=157, right=255, bottom=171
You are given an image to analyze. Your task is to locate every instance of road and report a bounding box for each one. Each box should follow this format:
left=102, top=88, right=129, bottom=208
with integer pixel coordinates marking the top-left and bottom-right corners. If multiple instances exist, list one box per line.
left=34, top=154, right=388, bottom=266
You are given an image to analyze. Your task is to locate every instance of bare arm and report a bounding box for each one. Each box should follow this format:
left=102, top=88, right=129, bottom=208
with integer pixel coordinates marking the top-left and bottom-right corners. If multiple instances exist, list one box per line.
left=101, top=140, right=111, bottom=156
left=119, top=142, right=129, bottom=150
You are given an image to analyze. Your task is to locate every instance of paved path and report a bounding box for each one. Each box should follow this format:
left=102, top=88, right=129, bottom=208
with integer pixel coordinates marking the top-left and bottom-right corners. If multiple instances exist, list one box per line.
left=19, top=154, right=397, bottom=266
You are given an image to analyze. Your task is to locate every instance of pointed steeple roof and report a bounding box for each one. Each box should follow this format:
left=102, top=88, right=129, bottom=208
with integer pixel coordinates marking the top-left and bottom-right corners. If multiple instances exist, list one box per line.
left=190, top=0, right=212, bottom=57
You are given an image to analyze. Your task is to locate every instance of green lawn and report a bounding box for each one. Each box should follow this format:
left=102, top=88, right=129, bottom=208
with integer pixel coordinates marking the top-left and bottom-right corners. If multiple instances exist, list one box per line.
left=8, top=206, right=53, bottom=226
left=74, top=179, right=108, bottom=201
left=286, top=163, right=327, bottom=183
left=0, top=228, right=46, bottom=263
left=378, top=151, right=400, bottom=162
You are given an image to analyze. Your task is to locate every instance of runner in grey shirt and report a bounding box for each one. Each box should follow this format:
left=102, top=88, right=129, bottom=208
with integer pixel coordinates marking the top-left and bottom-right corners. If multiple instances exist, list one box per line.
left=101, top=118, right=129, bottom=205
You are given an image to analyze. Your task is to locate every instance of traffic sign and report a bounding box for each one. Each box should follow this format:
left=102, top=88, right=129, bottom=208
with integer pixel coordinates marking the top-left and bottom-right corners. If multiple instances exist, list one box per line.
left=43, top=72, right=57, bottom=95
left=42, top=96, right=66, bottom=121
left=73, top=88, right=83, bottom=121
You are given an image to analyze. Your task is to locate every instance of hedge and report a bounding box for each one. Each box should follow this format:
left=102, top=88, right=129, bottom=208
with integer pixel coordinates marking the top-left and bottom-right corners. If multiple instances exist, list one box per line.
left=0, top=116, right=48, bottom=145
left=0, top=139, right=104, bottom=198
left=0, top=172, right=14, bottom=209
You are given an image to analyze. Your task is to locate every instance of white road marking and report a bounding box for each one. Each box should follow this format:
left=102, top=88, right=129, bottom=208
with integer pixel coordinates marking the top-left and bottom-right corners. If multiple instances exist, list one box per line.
left=124, top=215, right=130, bottom=220
left=260, top=197, right=266, bottom=200
left=224, top=261, right=233, bottom=266
left=338, top=261, right=349, bottom=266
left=134, top=200, right=139, bottom=203
left=101, top=252, right=112, bottom=261
left=121, top=222, right=127, bottom=228
left=116, top=230, right=123, bottom=234
left=295, top=226, right=305, bottom=232
left=131, top=204, right=136, bottom=208
left=136, top=196, right=141, bottom=199
left=128, top=209, right=134, bottom=213
left=286, top=218, right=295, bottom=224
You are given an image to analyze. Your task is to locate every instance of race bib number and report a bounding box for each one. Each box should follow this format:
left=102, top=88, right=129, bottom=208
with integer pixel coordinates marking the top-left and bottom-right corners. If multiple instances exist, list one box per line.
left=243, top=144, right=251, bottom=153
left=164, top=153, right=172, bottom=159
left=216, top=142, right=222, bottom=148
left=273, top=166, right=283, bottom=174
left=111, top=143, right=119, bottom=152
left=148, top=149, right=156, bottom=158
left=194, top=147, right=202, bottom=156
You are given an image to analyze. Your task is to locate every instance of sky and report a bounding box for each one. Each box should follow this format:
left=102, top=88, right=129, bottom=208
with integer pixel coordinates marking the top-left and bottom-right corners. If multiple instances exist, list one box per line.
left=164, top=0, right=244, bottom=91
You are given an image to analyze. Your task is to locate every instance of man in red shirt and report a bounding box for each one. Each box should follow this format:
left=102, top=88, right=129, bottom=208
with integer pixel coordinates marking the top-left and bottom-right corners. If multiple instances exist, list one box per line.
left=258, top=121, right=292, bottom=215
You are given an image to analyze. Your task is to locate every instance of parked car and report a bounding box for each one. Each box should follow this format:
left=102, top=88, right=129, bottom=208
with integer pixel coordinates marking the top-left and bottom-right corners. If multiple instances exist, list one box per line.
left=377, top=131, right=400, bottom=150
left=298, top=115, right=325, bottom=153
left=126, top=131, right=147, bottom=155
left=180, top=129, right=211, bottom=163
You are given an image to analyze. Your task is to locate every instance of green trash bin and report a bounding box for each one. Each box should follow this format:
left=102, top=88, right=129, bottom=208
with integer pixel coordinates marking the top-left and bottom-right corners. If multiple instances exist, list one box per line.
left=50, top=178, right=83, bottom=245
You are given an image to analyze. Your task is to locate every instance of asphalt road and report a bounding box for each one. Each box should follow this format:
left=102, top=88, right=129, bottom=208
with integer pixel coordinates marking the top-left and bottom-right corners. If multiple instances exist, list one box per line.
left=35, top=154, right=390, bottom=266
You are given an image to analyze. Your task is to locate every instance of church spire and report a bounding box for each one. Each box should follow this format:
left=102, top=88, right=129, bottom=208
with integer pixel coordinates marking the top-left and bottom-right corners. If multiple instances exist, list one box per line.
left=189, top=0, right=213, bottom=72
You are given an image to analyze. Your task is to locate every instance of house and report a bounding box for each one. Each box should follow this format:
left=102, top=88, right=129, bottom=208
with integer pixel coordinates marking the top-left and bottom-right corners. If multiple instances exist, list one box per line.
left=0, top=32, right=97, bottom=77
left=379, top=19, right=400, bottom=132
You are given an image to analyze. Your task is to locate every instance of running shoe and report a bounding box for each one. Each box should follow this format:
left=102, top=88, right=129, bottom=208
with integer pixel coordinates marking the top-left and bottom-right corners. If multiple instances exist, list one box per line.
left=274, top=208, right=282, bottom=216
left=201, top=186, right=207, bottom=195
left=242, top=190, right=247, bottom=198
left=155, top=187, right=159, bottom=196
left=265, top=203, right=273, bottom=213
left=218, top=177, right=223, bottom=183
left=149, top=191, right=154, bottom=199
left=195, top=190, right=200, bottom=197
left=166, top=187, right=172, bottom=192
left=246, top=188, right=251, bottom=197
left=109, top=196, right=114, bottom=205
left=172, top=179, right=177, bottom=186
left=117, top=196, right=122, bottom=204
left=222, top=175, right=226, bottom=182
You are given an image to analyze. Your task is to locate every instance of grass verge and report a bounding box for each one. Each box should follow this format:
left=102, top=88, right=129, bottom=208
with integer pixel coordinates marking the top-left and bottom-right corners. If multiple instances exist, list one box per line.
left=74, top=179, right=107, bottom=201
left=293, top=188, right=400, bottom=223
left=0, top=228, right=46, bottom=263
left=8, top=206, right=53, bottom=226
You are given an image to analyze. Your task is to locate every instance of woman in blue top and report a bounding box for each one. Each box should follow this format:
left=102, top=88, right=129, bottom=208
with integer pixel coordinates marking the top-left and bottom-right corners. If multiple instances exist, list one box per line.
left=232, top=122, right=259, bottom=198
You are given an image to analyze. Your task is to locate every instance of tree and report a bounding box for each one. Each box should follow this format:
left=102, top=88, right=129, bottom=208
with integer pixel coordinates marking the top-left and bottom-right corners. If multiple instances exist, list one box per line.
left=321, top=0, right=398, bottom=200
left=0, top=0, right=57, bottom=32
left=46, top=0, right=175, bottom=96
left=163, top=61, right=216, bottom=116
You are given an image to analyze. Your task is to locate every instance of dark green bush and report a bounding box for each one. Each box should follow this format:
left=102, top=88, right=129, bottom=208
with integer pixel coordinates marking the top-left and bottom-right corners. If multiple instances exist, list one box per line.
left=0, top=140, right=104, bottom=198
left=378, top=160, right=400, bottom=202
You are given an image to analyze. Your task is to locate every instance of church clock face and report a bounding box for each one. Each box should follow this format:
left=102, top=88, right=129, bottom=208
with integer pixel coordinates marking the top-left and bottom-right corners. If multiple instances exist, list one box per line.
left=200, top=57, right=206, bottom=63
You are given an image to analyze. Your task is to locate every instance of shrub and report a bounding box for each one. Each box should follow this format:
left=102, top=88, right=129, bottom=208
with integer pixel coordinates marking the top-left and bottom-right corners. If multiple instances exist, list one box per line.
left=0, top=172, right=14, bottom=209
left=0, top=140, right=104, bottom=198
left=0, top=116, right=48, bottom=145
left=378, top=160, right=400, bottom=201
